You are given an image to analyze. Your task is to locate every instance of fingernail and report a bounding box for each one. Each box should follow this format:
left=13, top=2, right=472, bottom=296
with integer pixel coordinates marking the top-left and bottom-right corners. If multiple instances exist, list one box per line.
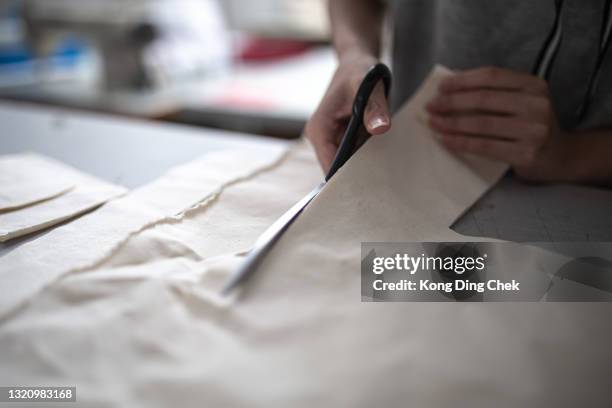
left=370, top=115, right=389, bottom=130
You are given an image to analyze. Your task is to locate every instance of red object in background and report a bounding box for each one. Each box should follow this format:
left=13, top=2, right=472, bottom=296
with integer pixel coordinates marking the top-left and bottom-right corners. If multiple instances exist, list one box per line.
left=237, top=38, right=313, bottom=61
left=213, top=86, right=277, bottom=110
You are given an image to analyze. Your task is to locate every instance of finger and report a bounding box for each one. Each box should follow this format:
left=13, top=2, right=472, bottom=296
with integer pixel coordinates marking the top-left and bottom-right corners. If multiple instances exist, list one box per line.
left=304, top=113, right=338, bottom=173
left=429, top=113, right=545, bottom=141
left=441, top=133, right=524, bottom=164
left=317, top=141, right=339, bottom=174
left=363, top=81, right=391, bottom=135
left=427, top=90, right=549, bottom=120
left=440, top=67, right=548, bottom=95
left=308, top=135, right=338, bottom=174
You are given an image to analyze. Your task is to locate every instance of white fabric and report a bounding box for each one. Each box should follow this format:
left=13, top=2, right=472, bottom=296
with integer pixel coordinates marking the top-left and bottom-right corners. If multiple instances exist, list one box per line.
left=1, top=67, right=610, bottom=407
left=0, top=153, right=75, bottom=211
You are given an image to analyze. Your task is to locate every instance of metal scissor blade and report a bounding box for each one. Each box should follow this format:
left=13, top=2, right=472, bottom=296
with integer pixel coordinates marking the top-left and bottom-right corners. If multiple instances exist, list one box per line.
left=221, top=181, right=326, bottom=295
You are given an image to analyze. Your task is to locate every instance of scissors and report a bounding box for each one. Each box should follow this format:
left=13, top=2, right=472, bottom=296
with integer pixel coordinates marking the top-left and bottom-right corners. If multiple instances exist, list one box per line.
left=221, top=63, right=392, bottom=295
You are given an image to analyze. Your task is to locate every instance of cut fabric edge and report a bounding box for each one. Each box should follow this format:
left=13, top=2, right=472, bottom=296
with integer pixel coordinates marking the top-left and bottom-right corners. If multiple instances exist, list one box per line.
left=0, top=184, right=127, bottom=243
left=0, top=152, right=94, bottom=211
left=0, top=144, right=291, bottom=320
left=0, top=185, right=75, bottom=213
left=68, top=145, right=293, bottom=276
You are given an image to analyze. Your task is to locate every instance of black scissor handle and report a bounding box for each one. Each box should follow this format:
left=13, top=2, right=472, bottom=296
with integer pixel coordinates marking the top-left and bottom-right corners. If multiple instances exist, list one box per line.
left=325, top=63, right=392, bottom=182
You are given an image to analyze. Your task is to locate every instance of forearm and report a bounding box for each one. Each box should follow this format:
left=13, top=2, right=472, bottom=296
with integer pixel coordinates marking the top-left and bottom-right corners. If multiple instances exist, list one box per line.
left=329, top=0, right=386, bottom=62
left=564, top=130, right=612, bottom=187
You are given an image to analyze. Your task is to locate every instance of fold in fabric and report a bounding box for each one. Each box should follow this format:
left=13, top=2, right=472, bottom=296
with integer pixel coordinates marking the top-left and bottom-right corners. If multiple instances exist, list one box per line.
left=0, top=178, right=126, bottom=243
left=0, top=153, right=75, bottom=211
left=0, top=153, right=127, bottom=242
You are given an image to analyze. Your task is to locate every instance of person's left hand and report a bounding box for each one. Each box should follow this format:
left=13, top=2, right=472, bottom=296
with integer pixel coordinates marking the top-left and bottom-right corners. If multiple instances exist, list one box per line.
left=426, top=67, right=571, bottom=182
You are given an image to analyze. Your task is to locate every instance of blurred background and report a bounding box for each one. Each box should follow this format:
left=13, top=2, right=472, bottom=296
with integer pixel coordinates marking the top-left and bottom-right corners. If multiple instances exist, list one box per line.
left=0, top=0, right=335, bottom=138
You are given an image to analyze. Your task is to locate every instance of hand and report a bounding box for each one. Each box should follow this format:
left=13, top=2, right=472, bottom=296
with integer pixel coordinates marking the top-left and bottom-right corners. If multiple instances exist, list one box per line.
left=426, top=67, right=571, bottom=182
left=305, top=52, right=391, bottom=173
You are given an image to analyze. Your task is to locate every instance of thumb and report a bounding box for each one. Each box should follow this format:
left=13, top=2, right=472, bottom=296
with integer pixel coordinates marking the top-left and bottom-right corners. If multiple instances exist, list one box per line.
left=363, top=81, right=391, bottom=135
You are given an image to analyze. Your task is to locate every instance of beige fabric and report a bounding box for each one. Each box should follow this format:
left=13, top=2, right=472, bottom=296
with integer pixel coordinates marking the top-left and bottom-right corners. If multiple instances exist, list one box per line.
left=1, top=67, right=610, bottom=408
left=0, top=153, right=127, bottom=242
left=0, top=179, right=126, bottom=243
left=98, top=143, right=322, bottom=270
left=0, top=153, right=75, bottom=211
left=0, top=146, right=287, bottom=316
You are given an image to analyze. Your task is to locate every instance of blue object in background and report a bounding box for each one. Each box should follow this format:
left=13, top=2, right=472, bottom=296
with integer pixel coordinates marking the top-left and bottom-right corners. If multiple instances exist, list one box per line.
left=0, top=2, right=87, bottom=74
left=0, top=39, right=87, bottom=68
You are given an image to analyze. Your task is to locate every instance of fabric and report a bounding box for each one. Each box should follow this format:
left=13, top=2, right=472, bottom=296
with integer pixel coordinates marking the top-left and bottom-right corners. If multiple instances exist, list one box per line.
left=1, top=66, right=610, bottom=407
left=0, top=178, right=126, bottom=243
left=0, top=153, right=126, bottom=242
left=0, top=153, right=75, bottom=211
left=97, top=142, right=322, bottom=270
left=0, top=145, right=287, bottom=316
left=390, top=0, right=612, bottom=130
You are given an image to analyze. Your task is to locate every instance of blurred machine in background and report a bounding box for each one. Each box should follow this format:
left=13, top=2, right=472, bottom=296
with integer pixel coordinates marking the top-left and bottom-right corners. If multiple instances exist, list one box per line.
left=20, top=0, right=157, bottom=90
left=0, top=0, right=333, bottom=138
left=1, top=0, right=231, bottom=90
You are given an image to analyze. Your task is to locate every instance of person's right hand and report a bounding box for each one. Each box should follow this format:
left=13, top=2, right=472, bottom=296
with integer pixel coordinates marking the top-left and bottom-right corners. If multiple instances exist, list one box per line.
left=305, top=53, right=392, bottom=173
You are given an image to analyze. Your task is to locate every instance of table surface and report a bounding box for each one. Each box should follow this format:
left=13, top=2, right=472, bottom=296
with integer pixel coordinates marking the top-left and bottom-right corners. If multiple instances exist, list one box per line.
left=1, top=101, right=612, bottom=251
left=0, top=101, right=287, bottom=189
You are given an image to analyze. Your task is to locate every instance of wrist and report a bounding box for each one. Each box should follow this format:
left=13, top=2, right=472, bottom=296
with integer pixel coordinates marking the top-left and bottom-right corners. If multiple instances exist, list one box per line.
left=556, top=133, right=588, bottom=183
left=547, top=129, right=612, bottom=186
left=336, top=46, right=378, bottom=66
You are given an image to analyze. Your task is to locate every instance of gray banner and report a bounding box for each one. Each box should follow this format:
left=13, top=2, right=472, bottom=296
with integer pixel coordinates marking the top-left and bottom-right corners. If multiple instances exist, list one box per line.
left=0, top=387, right=76, bottom=403
left=362, top=242, right=612, bottom=302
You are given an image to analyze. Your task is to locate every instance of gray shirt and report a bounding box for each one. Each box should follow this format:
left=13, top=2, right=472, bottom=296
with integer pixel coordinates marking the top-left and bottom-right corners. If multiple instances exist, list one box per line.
left=390, top=0, right=612, bottom=131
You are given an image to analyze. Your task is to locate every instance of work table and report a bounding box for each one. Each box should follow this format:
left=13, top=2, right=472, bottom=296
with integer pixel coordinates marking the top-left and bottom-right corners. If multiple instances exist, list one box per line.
left=0, top=101, right=287, bottom=189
